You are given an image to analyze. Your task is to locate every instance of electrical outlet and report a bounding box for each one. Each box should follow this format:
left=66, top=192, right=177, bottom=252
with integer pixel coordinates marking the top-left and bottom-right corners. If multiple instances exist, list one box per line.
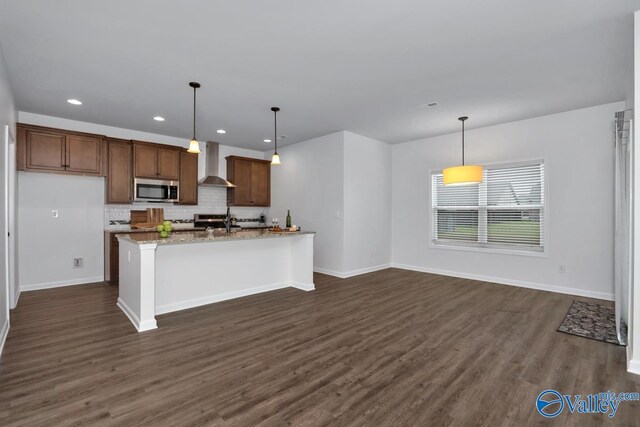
left=73, top=258, right=83, bottom=268
left=559, top=264, right=566, bottom=273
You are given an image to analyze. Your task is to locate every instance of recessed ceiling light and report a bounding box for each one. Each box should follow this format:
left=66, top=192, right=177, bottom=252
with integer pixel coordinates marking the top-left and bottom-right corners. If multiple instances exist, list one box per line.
left=67, top=99, right=82, bottom=105
left=153, top=116, right=165, bottom=122
left=416, top=101, right=439, bottom=109
left=278, top=135, right=287, bottom=140
left=264, top=139, right=272, bottom=143
left=216, top=129, right=226, bottom=134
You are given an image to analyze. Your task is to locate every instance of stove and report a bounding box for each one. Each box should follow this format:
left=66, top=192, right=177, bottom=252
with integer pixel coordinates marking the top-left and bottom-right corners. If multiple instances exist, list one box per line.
left=193, top=214, right=241, bottom=230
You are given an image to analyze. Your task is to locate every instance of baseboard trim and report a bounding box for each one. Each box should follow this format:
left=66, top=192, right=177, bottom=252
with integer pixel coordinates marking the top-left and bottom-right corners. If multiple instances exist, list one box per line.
left=11, top=289, right=20, bottom=309
left=391, top=263, right=614, bottom=301
left=0, top=318, right=9, bottom=359
left=291, top=282, right=315, bottom=292
left=117, top=297, right=157, bottom=332
left=628, top=358, right=640, bottom=376
left=313, top=267, right=344, bottom=278
left=138, top=319, right=158, bottom=332
left=20, top=276, right=105, bottom=292
left=314, top=263, right=391, bottom=279
left=155, top=282, right=294, bottom=315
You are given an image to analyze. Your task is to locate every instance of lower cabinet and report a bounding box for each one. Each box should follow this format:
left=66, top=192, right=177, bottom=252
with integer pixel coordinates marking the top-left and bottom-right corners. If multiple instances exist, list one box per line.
left=105, top=231, right=120, bottom=283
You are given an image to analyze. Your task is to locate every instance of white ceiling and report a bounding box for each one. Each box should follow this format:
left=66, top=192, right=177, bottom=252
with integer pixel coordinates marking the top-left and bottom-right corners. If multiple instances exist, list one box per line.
left=0, top=0, right=638, bottom=150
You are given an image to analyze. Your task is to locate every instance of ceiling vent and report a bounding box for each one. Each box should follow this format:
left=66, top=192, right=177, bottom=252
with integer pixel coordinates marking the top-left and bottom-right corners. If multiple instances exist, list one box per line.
left=417, top=101, right=440, bottom=109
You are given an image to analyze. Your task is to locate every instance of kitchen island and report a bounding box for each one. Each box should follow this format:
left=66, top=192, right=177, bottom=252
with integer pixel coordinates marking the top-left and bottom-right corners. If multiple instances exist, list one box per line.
left=104, top=226, right=207, bottom=282
left=116, top=229, right=315, bottom=332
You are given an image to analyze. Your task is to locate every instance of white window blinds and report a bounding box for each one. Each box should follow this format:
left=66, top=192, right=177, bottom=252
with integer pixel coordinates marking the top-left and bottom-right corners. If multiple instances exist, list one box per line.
left=431, top=161, right=545, bottom=252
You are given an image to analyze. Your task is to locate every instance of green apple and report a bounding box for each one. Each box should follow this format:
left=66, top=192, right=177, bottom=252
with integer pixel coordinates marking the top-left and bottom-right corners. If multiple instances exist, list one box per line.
left=163, top=220, right=172, bottom=227
left=163, top=224, right=173, bottom=232
left=156, top=225, right=164, bottom=232
left=160, top=230, right=169, bottom=238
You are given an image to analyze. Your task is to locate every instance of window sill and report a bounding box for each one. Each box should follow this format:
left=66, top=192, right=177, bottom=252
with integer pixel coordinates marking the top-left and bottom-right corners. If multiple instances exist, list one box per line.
left=428, top=241, right=548, bottom=258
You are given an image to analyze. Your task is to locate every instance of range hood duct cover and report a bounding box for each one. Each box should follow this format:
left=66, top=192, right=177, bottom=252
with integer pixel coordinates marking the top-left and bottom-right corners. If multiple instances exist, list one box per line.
left=198, top=142, right=236, bottom=187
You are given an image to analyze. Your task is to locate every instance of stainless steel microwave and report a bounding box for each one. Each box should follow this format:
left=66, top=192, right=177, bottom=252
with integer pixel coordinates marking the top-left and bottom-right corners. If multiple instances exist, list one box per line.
left=134, top=178, right=179, bottom=203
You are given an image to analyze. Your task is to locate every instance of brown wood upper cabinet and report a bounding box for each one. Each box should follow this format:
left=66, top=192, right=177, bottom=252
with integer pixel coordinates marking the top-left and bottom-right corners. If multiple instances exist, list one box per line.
left=133, top=142, right=180, bottom=180
left=17, top=124, right=104, bottom=175
left=179, top=151, right=198, bottom=205
left=226, top=156, right=271, bottom=207
left=106, top=138, right=133, bottom=204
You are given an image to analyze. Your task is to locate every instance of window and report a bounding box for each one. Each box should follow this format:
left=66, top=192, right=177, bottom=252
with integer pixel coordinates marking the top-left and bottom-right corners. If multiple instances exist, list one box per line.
left=431, top=161, right=545, bottom=252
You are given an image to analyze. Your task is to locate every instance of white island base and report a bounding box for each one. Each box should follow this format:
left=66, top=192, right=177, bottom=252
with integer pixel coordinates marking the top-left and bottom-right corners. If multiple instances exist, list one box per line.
left=117, top=231, right=315, bottom=332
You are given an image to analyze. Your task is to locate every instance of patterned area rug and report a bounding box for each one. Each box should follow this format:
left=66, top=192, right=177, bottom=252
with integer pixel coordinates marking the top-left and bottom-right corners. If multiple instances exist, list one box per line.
left=557, top=301, right=626, bottom=346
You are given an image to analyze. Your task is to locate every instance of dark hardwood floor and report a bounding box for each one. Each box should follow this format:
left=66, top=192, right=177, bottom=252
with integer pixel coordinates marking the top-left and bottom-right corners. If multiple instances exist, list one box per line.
left=0, top=268, right=638, bottom=426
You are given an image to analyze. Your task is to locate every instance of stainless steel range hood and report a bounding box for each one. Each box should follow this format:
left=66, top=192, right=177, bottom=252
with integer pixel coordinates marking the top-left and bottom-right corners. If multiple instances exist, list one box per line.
left=198, top=141, right=236, bottom=187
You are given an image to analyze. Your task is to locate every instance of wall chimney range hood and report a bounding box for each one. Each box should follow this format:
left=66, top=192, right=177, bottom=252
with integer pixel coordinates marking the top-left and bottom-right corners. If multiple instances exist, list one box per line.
left=198, top=141, right=236, bottom=187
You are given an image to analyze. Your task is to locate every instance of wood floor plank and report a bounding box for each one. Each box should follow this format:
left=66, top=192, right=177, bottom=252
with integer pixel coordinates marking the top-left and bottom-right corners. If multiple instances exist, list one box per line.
left=1, top=268, right=639, bottom=426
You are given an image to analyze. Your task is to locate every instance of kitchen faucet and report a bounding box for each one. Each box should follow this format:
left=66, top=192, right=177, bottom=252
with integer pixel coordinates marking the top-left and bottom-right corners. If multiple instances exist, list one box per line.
left=224, top=206, right=231, bottom=233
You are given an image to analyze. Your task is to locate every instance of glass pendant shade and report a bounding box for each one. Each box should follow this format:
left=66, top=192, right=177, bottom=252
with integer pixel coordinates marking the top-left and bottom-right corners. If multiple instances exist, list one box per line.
left=187, top=139, right=201, bottom=154
left=271, top=153, right=281, bottom=165
left=443, top=165, right=483, bottom=186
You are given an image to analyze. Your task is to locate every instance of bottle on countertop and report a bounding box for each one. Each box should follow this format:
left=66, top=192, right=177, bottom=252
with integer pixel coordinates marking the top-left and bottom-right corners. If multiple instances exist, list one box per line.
left=286, top=210, right=292, bottom=228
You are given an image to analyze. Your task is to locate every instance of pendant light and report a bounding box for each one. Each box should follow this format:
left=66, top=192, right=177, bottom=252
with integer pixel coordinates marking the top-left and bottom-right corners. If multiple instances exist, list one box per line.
left=270, top=107, right=281, bottom=165
left=443, top=116, right=482, bottom=186
left=187, top=81, right=202, bottom=154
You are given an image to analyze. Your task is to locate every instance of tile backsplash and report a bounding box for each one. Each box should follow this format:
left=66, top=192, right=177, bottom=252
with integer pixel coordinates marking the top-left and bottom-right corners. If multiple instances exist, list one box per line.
left=105, top=186, right=269, bottom=228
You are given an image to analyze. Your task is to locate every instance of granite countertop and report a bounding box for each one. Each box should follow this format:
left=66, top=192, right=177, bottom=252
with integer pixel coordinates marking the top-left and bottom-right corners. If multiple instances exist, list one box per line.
left=117, top=229, right=315, bottom=245
left=106, top=225, right=271, bottom=233
left=107, top=226, right=206, bottom=233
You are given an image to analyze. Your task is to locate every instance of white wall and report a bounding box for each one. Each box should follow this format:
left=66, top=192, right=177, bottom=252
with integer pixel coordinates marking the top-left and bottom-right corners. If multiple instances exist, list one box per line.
left=270, top=132, right=345, bottom=273
left=0, top=53, right=15, bottom=138
left=270, top=130, right=392, bottom=277
left=343, top=131, right=391, bottom=273
left=0, top=44, right=16, bottom=357
left=18, top=173, right=105, bottom=290
left=629, top=9, right=640, bottom=375
left=392, top=102, right=623, bottom=301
